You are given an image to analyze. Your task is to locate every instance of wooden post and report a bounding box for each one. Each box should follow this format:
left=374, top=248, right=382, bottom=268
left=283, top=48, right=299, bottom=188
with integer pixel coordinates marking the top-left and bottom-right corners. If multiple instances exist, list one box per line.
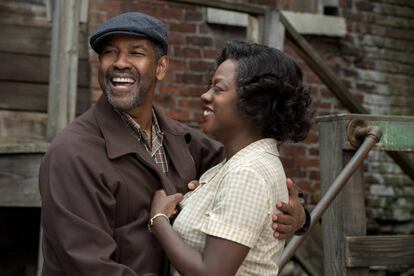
left=246, top=14, right=263, bottom=43
left=262, top=9, right=285, bottom=50
left=46, top=0, right=82, bottom=141
left=318, top=115, right=369, bottom=276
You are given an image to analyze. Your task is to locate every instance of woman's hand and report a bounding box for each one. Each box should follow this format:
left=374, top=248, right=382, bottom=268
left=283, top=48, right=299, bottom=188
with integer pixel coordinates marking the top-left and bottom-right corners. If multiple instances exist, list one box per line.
left=150, top=189, right=183, bottom=218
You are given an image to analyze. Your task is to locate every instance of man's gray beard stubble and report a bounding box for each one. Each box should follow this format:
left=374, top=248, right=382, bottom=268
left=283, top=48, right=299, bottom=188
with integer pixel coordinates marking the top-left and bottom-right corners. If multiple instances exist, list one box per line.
left=104, top=86, right=147, bottom=112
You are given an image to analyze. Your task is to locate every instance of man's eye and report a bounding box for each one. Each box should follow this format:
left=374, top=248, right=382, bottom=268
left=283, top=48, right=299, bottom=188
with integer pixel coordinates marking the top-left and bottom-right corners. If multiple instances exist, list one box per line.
left=102, top=49, right=115, bottom=55
left=131, top=51, right=145, bottom=56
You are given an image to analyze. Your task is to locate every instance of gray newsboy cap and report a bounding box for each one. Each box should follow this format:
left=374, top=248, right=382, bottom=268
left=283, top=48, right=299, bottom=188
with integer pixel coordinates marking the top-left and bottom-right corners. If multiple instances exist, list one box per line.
left=90, top=12, right=168, bottom=55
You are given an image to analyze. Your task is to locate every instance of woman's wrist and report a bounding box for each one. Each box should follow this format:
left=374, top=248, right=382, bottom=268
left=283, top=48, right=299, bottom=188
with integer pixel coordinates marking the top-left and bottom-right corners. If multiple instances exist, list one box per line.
left=148, top=213, right=169, bottom=232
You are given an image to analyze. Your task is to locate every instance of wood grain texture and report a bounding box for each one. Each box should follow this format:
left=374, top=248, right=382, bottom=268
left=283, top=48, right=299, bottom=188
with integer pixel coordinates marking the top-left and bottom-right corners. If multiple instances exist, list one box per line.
left=0, top=81, right=91, bottom=113
left=0, top=153, right=44, bottom=207
left=346, top=235, right=414, bottom=267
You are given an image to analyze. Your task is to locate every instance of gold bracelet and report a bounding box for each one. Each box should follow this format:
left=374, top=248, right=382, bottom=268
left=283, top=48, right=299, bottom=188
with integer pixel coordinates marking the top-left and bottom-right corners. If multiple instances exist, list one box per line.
left=148, top=213, right=169, bottom=232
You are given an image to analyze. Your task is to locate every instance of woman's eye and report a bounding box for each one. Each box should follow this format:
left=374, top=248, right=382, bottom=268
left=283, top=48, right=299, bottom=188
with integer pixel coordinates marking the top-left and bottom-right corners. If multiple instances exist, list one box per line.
left=209, top=86, right=223, bottom=94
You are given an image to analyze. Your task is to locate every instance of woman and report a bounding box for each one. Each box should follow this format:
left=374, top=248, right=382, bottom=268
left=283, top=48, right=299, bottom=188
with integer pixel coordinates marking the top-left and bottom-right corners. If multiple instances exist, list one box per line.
left=149, top=41, right=312, bottom=275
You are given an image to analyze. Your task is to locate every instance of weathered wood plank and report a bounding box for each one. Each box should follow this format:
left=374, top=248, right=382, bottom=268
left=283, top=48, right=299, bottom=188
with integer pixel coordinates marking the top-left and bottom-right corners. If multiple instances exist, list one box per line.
left=0, top=52, right=89, bottom=86
left=0, top=24, right=89, bottom=58
left=263, top=9, right=285, bottom=50
left=0, top=81, right=91, bottom=113
left=0, top=110, right=47, bottom=142
left=173, top=0, right=265, bottom=15
left=0, top=153, right=43, bottom=207
left=318, top=114, right=414, bottom=152
left=319, top=118, right=369, bottom=276
left=47, top=0, right=82, bottom=140
left=346, top=235, right=414, bottom=267
left=0, top=143, right=48, bottom=154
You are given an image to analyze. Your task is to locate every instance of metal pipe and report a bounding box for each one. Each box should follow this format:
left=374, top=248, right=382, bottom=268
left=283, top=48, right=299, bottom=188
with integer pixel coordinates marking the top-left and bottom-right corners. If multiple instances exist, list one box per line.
left=277, top=125, right=382, bottom=271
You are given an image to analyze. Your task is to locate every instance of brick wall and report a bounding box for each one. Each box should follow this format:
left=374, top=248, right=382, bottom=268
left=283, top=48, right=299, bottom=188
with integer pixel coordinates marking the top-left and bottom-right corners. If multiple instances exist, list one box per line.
left=87, top=0, right=414, bottom=236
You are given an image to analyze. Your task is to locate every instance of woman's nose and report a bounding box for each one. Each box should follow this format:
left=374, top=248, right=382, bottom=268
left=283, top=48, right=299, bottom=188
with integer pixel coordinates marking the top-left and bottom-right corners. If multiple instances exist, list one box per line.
left=200, top=89, right=212, bottom=102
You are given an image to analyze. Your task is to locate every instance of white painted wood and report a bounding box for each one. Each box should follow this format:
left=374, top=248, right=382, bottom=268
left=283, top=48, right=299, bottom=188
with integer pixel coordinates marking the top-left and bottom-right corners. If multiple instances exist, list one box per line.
left=206, top=8, right=346, bottom=37
left=263, top=10, right=285, bottom=50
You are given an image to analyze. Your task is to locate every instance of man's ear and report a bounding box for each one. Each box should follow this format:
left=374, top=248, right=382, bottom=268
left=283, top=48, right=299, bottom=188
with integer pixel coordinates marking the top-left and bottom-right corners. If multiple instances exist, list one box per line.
left=156, top=56, right=169, bottom=81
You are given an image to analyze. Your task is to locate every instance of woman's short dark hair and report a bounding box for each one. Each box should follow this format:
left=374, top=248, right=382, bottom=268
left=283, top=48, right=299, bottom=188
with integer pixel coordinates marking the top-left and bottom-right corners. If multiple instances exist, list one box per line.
left=216, top=40, right=312, bottom=143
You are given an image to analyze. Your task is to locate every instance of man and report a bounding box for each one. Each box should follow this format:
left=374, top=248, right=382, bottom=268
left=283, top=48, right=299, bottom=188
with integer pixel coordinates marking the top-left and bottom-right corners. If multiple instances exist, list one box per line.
left=39, top=12, right=308, bottom=276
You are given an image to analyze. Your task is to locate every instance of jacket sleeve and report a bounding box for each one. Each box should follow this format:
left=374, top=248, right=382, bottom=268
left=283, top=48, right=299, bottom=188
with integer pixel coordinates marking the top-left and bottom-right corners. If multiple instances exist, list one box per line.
left=39, top=142, right=138, bottom=276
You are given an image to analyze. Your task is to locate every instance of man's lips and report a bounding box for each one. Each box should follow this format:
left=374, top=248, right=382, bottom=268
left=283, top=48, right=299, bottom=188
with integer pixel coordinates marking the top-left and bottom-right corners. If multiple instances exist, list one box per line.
left=111, top=76, right=136, bottom=88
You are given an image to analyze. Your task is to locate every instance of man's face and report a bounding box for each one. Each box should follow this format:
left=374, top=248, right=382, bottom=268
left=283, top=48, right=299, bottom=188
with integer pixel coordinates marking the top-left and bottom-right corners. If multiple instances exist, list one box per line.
left=98, top=35, right=165, bottom=112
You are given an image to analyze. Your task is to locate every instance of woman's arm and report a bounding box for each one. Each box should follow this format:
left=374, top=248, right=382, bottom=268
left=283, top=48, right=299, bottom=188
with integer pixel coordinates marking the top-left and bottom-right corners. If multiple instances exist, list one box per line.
left=150, top=190, right=249, bottom=276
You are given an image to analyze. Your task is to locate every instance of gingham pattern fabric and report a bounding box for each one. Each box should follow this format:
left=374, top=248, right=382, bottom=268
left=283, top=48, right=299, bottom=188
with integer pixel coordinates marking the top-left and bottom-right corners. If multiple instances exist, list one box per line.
left=119, top=109, right=168, bottom=173
left=172, top=138, right=288, bottom=276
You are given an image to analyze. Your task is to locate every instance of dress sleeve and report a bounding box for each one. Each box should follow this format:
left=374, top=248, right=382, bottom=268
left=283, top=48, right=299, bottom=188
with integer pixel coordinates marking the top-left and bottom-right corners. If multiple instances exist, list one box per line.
left=39, top=142, right=137, bottom=276
left=200, top=167, right=271, bottom=248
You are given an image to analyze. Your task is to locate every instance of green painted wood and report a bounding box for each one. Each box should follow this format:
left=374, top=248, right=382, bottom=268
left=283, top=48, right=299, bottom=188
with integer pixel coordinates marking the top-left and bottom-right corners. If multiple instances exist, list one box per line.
left=369, top=121, right=414, bottom=151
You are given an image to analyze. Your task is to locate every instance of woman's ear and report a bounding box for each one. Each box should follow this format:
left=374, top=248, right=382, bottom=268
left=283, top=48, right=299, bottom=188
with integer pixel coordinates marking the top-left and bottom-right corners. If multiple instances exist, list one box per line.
left=156, top=56, right=169, bottom=81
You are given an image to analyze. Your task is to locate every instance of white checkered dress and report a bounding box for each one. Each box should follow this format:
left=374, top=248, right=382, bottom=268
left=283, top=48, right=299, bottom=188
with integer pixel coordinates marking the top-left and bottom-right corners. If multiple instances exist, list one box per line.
left=172, top=138, right=288, bottom=276
left=119, top=109, right=168, bottom=173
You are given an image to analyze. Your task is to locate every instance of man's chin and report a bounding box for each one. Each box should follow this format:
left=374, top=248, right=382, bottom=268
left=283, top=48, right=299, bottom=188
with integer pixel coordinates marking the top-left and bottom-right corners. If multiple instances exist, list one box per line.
left=107, top=95, right=138, bottom=112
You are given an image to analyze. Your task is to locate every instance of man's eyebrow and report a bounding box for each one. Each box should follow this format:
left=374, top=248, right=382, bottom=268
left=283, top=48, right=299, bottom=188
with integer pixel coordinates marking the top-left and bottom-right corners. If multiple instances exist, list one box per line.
left=129, top=44, right=148, bottom=51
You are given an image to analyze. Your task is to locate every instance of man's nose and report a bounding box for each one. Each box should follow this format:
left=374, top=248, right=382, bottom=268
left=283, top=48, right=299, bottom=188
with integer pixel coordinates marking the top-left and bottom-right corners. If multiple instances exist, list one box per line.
left=113, top=52, right=131, bottom=69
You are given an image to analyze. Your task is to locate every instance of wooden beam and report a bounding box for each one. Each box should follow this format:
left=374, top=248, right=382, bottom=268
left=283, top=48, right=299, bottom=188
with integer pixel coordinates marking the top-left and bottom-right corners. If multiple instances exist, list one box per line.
left=319, top=116, right=369, bottom=276
left=0, top=152, right=45, bottom=207
left=0, top=81, right=90, bottom=114
left=47, top=0, right=82, bottom=141
left=346, top=235, right=414, bottom=267
left=263, top=9, right=285, bottom=50
left=317, top=114, right=414, bottom=180
left=173, top=0, right=265, bottom=15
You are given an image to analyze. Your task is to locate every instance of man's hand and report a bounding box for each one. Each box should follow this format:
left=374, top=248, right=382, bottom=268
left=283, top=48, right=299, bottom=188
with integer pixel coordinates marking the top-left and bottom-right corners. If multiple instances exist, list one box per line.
left=272, top=178, right=306, bottom=239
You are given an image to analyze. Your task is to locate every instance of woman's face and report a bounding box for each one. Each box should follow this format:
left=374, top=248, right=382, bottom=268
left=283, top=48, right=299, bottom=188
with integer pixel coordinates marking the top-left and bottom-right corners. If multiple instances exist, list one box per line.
left=200, top=59, right=245, bottom=141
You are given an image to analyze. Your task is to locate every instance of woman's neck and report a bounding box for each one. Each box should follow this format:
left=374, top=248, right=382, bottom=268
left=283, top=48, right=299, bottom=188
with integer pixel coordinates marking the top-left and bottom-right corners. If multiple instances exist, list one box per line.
left=221, top=129, right=262, bottom=159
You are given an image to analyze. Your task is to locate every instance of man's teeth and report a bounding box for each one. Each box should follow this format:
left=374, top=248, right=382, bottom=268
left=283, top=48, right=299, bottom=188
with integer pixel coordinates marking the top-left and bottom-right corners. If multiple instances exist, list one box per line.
left=203, top=110, right=214, bottom=116
left=112, top=77, right=135, bottom=83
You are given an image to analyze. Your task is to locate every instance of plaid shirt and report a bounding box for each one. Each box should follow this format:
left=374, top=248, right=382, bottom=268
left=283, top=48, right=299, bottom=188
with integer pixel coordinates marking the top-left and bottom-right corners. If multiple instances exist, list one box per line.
left=172, top=139, right=288, bottom=276
left=118, top=109, right=169, bottom=173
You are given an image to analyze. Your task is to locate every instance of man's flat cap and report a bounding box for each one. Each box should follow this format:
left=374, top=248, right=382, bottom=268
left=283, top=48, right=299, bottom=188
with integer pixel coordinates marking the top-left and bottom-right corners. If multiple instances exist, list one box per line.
left=90, top=12, right=168, bottom=55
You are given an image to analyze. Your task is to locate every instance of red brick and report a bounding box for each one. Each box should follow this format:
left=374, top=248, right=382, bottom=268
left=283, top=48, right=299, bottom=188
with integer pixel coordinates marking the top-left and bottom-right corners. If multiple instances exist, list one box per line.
left=203, top=49, right=220, bottom=59
left=168, top=33, right=186, bottom=45
left=165, top=109, right=190, bottom=122
left=189, top=60, right=215, bottom=71
left=169, top=22, right=197, bottom=33
left=160, top=7, right=185, bottom=21
left=168, top=59, right=187, bottom=71
left=308, top=148, right=319, bottom=156
left=185, top=10, right=203, bottom=21
left=305, top=72, right=320, bottom=84
left=178, top=98, right=203, bottom=109
left=186, top=36, right=214, bottom=47
left=159, top=84, right=204, bottom=97
left=174, top=47, right=201, bottom=58
left=175, top=73, right=205, bottom=84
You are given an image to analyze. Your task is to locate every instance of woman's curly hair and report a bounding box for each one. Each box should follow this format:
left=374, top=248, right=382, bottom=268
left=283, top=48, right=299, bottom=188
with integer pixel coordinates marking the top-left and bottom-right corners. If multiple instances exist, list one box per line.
left=216, top=40, right=312, bottom=143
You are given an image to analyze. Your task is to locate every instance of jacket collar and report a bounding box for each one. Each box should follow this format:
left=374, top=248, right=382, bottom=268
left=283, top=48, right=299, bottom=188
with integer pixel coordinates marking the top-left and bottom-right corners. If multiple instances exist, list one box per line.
left=94, top=96, right=187, bottom=159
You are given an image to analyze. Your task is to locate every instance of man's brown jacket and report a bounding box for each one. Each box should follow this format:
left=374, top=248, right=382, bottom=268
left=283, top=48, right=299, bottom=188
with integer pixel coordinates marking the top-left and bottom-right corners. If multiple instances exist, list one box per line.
left=39, top=96, right=224, bottom=276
